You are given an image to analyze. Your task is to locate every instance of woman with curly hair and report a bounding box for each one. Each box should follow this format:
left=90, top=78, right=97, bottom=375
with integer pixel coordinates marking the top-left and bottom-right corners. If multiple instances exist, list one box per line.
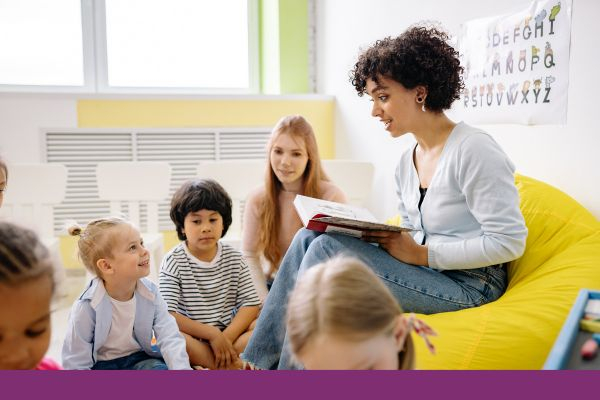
left=241, top=24, right=527, bottom=370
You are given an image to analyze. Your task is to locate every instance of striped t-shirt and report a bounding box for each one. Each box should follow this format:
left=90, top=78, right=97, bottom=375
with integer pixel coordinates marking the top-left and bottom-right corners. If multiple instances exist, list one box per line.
left=159, top=241, right=261, bottom=330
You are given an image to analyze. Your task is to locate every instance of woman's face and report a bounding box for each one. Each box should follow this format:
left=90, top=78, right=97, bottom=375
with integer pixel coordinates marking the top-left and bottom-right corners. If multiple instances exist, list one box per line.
left=269, top=133, right=309, bottom=191
left=366, top=76, right=422, bottom=138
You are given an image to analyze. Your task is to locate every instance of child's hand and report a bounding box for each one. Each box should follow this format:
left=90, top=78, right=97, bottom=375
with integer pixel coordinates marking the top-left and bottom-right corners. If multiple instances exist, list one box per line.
left=208, top=329, right=237, bottom=368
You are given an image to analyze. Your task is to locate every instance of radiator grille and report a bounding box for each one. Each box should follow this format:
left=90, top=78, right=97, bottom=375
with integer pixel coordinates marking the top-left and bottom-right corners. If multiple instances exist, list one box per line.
left=45, top=128, right=270, bottom=233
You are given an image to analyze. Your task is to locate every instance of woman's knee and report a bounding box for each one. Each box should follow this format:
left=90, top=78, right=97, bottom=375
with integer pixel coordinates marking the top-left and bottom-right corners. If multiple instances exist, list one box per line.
left=301, top=234, right=354, bottom=268
left=291, top=228, right=320, bottom=247
left=311, top=233, right=361, bottom=257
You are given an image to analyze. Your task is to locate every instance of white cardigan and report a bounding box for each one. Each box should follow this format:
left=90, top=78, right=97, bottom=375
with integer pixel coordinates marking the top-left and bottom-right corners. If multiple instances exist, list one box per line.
left=395, top=122, right=528, bottom=270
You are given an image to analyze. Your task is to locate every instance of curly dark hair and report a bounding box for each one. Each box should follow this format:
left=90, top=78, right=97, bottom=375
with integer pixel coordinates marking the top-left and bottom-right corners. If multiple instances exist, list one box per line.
left=350, top=24, right=464, bottom=112
left=170, top=179, right=232, bottom=241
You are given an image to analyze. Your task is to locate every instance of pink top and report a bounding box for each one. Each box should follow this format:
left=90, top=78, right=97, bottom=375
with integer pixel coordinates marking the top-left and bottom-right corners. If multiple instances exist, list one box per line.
left=242, top=180, right=347, bottom=299
left=35, top=357, right=61, bottom=370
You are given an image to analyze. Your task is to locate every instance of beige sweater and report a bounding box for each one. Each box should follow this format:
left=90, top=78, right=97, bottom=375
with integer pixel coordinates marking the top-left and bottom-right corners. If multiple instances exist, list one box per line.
left=241, top=180, right=347, bottom=301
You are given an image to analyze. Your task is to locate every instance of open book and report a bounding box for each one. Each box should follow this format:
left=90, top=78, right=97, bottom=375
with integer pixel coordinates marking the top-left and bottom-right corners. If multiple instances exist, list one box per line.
left=293, top=194, right=411, bottom=238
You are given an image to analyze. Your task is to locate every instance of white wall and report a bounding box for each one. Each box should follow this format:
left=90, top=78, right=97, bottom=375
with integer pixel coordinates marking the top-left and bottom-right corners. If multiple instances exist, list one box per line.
left=317, top=0, right=600, bottom=220
left=1, top=1, right=598, bottom=220
left=0, top=95, right=78, bottom=164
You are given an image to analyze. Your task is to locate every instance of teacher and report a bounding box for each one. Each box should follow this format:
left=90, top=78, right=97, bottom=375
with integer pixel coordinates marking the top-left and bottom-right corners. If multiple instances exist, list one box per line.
left=241, top=24, right=528, bottom=370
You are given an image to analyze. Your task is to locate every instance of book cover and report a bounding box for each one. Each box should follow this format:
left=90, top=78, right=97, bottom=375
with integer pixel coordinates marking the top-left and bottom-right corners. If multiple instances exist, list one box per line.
left=293, top=195, right=411, bottom=238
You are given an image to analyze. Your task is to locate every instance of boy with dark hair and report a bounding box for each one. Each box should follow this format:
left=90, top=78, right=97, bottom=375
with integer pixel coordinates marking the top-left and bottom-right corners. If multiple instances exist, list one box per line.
left=160, top=179, right=260, bottom=369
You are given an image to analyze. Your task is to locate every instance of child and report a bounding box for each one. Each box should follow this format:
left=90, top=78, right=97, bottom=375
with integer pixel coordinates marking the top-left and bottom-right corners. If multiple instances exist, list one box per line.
left=0, top=157, right=7, bottom=208
left=160, top=179, right=261, bottom=369
left=62, top=217, right=191, bottom=370
left=286, top=256, right=436, bottom=370
left=0, top=221, right=60, bottom=370
left=241, top=115, right=347, bottom=300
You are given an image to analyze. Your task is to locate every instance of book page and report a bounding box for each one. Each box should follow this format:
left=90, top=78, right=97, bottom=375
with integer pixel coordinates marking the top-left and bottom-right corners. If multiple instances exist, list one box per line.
left=313, top=203, right=362, bottom=219
left=324, top=225, right=363, bottom=238
left=313, top=216, right=411, bottom=232
left=293, top=195, right=377, bottom=225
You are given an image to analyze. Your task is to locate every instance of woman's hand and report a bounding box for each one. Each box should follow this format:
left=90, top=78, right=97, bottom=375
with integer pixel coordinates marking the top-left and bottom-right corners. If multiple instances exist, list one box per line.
left=207, top=328, right=238, bottom=369
left=362, top=231, right=428, bottom=266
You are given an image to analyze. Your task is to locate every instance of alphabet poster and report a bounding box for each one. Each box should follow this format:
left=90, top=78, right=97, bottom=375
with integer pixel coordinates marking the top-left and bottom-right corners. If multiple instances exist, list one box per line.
left=456, top=0, right=572, bottom=124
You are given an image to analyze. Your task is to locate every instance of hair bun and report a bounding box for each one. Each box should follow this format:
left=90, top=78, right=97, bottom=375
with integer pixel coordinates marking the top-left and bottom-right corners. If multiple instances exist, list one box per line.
left=66, top=221, right=83, bottom=236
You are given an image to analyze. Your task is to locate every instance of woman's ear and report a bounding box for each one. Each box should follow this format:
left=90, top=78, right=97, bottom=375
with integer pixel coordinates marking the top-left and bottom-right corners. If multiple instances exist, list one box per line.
left=393, top=315, right=410, bottom=351
left=415, top=86, right=428, bottom=102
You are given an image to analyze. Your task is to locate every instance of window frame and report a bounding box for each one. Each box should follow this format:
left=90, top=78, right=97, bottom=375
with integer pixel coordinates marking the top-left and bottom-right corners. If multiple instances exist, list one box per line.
left=0, top=0, right=259, bottom=94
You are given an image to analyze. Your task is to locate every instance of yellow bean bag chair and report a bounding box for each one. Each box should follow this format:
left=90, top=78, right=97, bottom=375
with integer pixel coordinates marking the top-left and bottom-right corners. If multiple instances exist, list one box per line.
left=401, top=175, right=600, bottom=369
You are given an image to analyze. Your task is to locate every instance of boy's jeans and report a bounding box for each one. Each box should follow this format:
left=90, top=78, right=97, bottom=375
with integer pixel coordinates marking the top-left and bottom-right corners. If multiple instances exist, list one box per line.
left=92, top=351, right=168, bottom=370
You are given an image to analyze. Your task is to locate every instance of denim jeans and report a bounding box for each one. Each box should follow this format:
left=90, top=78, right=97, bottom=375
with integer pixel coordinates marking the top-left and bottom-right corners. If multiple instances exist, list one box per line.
left=241, top=229, right=507, bottom=370
left=91, top=351, right=168, bottom=370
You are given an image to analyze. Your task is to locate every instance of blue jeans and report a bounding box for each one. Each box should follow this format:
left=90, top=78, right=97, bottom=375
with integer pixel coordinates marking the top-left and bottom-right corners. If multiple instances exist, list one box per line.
left=241, top=229, right=507, bottom=370
left=91, top=351, right=168, bottom=370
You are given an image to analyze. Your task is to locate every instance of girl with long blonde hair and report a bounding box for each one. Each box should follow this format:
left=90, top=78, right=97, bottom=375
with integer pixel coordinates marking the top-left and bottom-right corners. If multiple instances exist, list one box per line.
left=242, top=115, right=346, bottom=300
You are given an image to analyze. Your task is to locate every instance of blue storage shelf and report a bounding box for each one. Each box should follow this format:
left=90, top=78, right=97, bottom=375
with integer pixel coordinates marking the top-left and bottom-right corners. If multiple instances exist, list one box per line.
left=544, top=289, right=600, bottom=370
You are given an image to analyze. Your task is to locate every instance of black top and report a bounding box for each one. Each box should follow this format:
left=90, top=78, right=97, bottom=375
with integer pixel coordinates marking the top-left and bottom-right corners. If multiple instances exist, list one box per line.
left=418, top=187, right=428, bottom=245
left=418, top=187, right=428, bottom=210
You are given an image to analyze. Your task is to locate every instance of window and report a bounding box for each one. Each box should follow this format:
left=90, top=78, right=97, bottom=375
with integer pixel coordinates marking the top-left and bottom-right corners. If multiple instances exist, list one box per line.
left=100, top=0, right=252, bottom=91
left=0, top=0, right=257, bottom=93
left=0, top=0, right=89, bottom=90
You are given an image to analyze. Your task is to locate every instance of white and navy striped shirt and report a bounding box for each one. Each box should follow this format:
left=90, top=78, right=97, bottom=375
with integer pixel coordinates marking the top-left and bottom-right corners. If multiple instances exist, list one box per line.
left=159, top=241, right=261, bottom=330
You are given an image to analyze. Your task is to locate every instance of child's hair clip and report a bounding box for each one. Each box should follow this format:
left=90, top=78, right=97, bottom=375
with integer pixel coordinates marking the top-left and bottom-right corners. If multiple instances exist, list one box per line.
left=407, top=313, right=437, bottom=355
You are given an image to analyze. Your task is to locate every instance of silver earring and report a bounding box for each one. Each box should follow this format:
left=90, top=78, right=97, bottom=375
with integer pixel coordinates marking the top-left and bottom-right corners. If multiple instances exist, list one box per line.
left=421, top=103, right=426, bottom=112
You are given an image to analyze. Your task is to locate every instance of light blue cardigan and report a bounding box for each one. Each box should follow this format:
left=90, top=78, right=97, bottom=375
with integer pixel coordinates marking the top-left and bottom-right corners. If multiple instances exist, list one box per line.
left=395, top=122, right=528, bottom=270
left=62, top=277, right=191, bottom=370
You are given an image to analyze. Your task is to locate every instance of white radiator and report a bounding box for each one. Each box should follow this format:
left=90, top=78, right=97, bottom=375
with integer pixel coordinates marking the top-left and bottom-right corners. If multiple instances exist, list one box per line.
left=44, top=128, right=271, bottom=233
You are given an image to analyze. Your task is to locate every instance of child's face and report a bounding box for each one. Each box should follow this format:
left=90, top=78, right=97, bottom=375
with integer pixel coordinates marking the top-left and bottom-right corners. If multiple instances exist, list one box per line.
left=103, top=224, right=150, bottom=282
left=0, top=167, right=6, bottom=208
left=183, top=209, right=223, bottom=262
left=0, top=275, right=53, bottom=369
left=298, top=324, right=407, bottom=370
left=269, top=133, right=309, bottom=190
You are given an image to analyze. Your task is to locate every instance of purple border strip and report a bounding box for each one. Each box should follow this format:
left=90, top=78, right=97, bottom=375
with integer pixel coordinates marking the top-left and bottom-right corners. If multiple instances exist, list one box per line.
left=2, top=371, right=599, bottom=400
